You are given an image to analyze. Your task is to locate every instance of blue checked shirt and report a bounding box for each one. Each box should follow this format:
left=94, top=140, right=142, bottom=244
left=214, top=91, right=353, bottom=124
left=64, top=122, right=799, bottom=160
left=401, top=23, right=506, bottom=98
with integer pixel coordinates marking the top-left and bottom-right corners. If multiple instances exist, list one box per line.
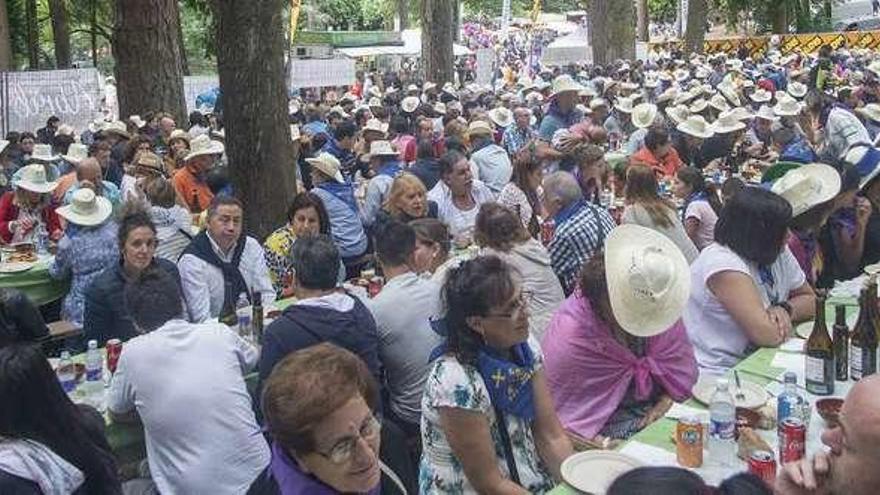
left=502, top=125, right=536, bottom=155
left=549, top=200, right=616, bottom=294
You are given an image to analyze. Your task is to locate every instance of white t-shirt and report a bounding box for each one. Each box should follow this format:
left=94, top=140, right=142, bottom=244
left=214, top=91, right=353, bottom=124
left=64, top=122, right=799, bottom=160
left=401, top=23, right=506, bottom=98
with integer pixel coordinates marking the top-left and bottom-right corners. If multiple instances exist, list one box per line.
left=684, top=200, right=718, bottom=250
left=683, top=244, right=806, bottom=374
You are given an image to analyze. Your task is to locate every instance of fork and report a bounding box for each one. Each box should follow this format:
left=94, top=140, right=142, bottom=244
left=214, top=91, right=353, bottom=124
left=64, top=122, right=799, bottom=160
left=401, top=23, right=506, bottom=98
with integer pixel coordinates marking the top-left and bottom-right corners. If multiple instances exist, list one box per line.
left=733, top=370, right=747, bottom=402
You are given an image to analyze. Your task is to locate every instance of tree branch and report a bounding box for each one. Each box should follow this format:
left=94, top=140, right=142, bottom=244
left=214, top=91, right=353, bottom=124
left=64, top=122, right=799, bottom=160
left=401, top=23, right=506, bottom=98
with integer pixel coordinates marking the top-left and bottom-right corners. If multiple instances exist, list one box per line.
left=70, top=27, right=111, bottom=42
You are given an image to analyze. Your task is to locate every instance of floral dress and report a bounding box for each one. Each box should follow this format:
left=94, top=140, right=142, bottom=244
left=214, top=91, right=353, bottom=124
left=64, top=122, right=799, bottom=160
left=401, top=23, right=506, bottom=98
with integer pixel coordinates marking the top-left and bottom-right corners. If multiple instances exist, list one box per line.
left=263, top=224, right=296, bottom=296
left=419, top=338, right=554, bottom=494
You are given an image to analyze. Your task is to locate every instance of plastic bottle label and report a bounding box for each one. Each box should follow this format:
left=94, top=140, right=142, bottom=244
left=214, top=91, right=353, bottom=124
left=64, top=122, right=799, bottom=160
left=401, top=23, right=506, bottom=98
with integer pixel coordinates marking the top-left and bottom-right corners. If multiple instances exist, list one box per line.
left=805, top=356, right=831, bottom=394
left=709, top=418, right=735, bottom=440
left=851, top=343, right=864, bottom=380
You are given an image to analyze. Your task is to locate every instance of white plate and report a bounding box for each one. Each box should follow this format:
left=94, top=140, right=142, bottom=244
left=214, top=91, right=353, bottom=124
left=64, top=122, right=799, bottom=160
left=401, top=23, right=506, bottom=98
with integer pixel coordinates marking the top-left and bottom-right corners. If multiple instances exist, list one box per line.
left=795, top=311, right=858, bottom=340
left=0, top=261, right=35, bottom=273
left=561, top=450, right=643, bottom=494
left=692, top=375, right=768, bottom=409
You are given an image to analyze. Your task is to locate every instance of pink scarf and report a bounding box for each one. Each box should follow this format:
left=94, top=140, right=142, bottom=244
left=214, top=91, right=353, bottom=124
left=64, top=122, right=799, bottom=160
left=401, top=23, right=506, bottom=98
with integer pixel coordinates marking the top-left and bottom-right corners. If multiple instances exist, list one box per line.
left=542, top=293, right=698, bottom=438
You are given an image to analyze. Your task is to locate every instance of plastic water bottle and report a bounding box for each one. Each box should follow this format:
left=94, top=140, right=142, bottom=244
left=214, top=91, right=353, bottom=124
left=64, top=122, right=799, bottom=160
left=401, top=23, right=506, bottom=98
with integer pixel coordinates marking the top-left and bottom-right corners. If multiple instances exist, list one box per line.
left=36, top=224, right=49, bottom=255
left=777, top=372, right=806, bottom=431
left=236, top=293, right=251, bottom=340
left=708, top=378, right=736, bottom=466
left=57, top=350, right=76, bottom=393
left=83, top=340, right=105, bottom=412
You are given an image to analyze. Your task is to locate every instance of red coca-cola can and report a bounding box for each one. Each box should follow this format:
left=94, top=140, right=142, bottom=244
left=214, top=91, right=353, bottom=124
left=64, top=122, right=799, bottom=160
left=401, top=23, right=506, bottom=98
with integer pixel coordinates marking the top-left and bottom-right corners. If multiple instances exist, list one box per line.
left=106, top=339, right=123, bottom=374
left=779, top=417, right=806, bottom=464
left=541, top=220, right=555, bottom=246
left=748, top=450, right=777, bottom=487
left=368, top=276, right=384, bottom=298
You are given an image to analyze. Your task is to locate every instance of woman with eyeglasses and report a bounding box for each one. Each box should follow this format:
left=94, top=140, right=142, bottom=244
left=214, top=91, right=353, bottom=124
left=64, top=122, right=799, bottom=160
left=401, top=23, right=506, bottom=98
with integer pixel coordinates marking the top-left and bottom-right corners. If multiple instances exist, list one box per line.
left=83, top=203, right=183, bottom=345
left=259, top=343, right=407, bottom=494
left=420, top=256, right=572, bottom=494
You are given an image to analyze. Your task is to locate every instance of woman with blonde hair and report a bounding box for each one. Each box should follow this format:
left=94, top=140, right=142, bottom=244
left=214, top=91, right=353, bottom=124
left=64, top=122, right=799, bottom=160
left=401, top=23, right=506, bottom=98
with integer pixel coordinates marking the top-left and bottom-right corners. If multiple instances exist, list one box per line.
left=375, top=173, right=438, bottom=229
left=621, top=165, right=698, bottom=263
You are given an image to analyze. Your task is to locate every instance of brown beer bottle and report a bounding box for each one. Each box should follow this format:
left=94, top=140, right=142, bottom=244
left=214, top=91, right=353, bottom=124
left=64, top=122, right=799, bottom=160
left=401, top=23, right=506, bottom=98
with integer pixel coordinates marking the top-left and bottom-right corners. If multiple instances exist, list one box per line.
left=851, top=283, right=879, bottom=380
left=832, top=305, right=849, bottom=381
left=805, top=292, right=834, bottom=395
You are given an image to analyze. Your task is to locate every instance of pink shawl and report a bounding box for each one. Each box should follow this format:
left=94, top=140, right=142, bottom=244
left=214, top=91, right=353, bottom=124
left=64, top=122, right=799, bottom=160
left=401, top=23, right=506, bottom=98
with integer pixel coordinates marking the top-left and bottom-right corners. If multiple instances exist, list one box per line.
left=542, top=292, right=698, bottom=439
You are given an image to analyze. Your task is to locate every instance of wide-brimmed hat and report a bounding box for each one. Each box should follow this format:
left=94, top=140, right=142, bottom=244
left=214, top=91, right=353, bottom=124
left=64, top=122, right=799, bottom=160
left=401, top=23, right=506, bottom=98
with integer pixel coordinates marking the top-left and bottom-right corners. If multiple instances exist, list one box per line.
left=674, top=68, right=690, bottom=83
left=363, top=118, right=389, bottom=136
left=28, top=144, right=60, bottom=163
left=488, top=107, right=513, bottom=128
left=726, top=106, right=754, bottom=122
left=589, top=98, right=609, bottom=110
left=328, top=105, right=350, bottom=119
left=423, top=81, right=437, bottom=92
left=467, top=120, right=494, bottom=137
left=677, top=115, right=714, bottom=139
left=631, top=103, right=658, bottom=129
left=774, top=97, right=802, bottom=117
left=867, top=60, right=880, bottom=77
left=857, top=103, right=880, bottom=123
left=718, top=84, right=741, bottom=107
left=688, top=98, right=708, bottom=114
left=365, top=140, right=399, bottom=160
left=620, top=81, right=639, bottom=91
left=605, top=224, right=690, bottom=337
left=54, top=124, right=75, bottom=138
left=306, top=152, right=344, bottom=183
left=14, top=164, right=58, bottom=194
left=615, top=97, right=635, bottom=114
left=787, top=81, right=808, bottom=99
left=183, top=134, right=224, bottom=162
left=771, top=163, right=841, bottom=217
left=433, top=102, right=447, bottom=115
left=168, top=129, right=190, bottom=146
left=367, top=97, right=383, bottom=109
left=56, top=188, right=112, bottom=227
left=101, top=120, right=130, bottom=139
left=62, top=143, right=89, bottom=164
left=712, top=111, right=746, bottom=134
left=551, top=75, right=584, bottom=96
left=579, top=86, right=599, bottom=98
left=656, top=87, right=678, bottom=104
left=709, top=94, right=730, bottom=112
left=750, top=88, right=773, bottom=103
left=665, top=104, right=691, bottom=125
left=401, top=96, right=420, bottom=114
left=134, top=152, right=165, bottom=176
left=755, top=105, right=780, bottom=121
left=673, top=89, right=698, bottom=106
left=129, top=115, right=147, bottom=129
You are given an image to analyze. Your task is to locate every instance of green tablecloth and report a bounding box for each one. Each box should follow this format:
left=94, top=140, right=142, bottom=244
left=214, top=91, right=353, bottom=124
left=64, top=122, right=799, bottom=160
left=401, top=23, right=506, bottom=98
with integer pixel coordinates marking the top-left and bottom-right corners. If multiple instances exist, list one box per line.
left=0, top=255, right=68, bottom=306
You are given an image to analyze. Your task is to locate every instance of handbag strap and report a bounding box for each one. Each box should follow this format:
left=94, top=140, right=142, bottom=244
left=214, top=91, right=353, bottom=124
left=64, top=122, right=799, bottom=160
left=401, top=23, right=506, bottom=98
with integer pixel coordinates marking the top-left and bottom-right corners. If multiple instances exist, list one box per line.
left=492, top=402, right=522, bottom=486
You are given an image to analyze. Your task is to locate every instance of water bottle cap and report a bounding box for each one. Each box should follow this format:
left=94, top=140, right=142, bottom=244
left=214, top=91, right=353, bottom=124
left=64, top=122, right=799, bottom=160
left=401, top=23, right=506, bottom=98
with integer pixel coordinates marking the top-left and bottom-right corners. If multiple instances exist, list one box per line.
left=784, top=371, right=797, bottom=383
left=87, top=339, right=98, bottom=348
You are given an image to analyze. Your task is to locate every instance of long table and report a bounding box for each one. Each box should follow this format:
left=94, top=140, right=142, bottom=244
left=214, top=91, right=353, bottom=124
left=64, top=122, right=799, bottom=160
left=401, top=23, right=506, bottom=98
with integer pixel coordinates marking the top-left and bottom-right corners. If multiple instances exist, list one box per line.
left=0, top=254, right=68, bottom=305
left=549, top=307, right=856, bottom=494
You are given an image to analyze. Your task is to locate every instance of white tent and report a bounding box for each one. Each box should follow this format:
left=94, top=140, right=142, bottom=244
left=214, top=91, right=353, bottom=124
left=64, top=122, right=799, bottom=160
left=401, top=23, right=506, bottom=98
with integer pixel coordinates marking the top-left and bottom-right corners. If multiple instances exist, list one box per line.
left=337, top=29, right=472, bottom=58
left=541, top=28, right=592, bottom=66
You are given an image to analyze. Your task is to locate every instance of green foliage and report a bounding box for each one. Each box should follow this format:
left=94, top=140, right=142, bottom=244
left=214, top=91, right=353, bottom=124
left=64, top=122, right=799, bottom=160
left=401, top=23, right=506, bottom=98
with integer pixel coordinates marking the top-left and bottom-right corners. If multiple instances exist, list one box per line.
left=462, top=0, right=582, bottom=18
left=714, top=0, right=837, bottom=34
left=648, top=0, right=678, bottom=22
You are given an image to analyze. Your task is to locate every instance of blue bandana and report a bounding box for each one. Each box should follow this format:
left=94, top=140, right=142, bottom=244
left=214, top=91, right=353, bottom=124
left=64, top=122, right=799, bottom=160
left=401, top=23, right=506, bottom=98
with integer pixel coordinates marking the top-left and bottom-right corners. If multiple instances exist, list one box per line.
left=377, top=161, right=403, bottom=178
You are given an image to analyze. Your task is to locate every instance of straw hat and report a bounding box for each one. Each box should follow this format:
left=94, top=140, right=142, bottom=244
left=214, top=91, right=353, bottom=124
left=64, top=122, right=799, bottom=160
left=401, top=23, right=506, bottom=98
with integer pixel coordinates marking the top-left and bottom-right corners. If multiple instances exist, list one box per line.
left=365, top=140, right=399, bottom=160
left=750, top=88, right=773, bottom=103
left=368, top=86, right=382, bottom=99
left=423, top=81, right=437, bottom=92
left=712, top=111, right=746, bottom=134
left=368, top=97, right=383, bottom=109
left=328, top=105, right=350, bottom=118
left=688, top=98, right=708, bottom=114
left=433, top=102, right=447, bottom=115
left=755, top=105, right=780, bottom=121
left=620, top=81, right=639, bottom=91
left=725, top=106, right=754, bottom=122
left=56, top=188, right=112, bottom=227
left=288, top=100, right=301, bottom=115
left=129, top=115, right=147, bottom=129
left=773, top=97, right=802, bottom=117
left=615, top=97, right=635, bottom=114
left=656, top=87, right=679, bottom=104
left=363, top=118, right=389, bottom=136
left=551, top=75, right=584, bottom=96
left=673, top=89, right=698, bottom=106
left=709, top=94, right=730, bottom=113
left=384, top=85, right=399, bottom=96
left=665, top=104, right=691, bottom=125
left=674, top=68, right=690, bottom=83
left=467, top=120, right=494, bottom=137
left=305, top=152, right=344, bottom=183
left=54, top=124, right=75, bottom=138
left=605, top=224, right=690, bottom=337
left=718, top=84, right=741, bottom=107
left=134, top=152, right=165, bottom=176
left=183, top=134, right=224, bottom=162
left=401, top=96, right=420, bottom=114
left=168, top=129, right=190, bottom=146
left=787, top=81, right=808, bottom=99
left=488, top=107, right=513, bottom=128
left=867, top=60, right=880, bottom=77
left=631, top=103, right=658, bottom=129
left=742, top=79, right=756, bottom=89
left=677, top=115, right=715, bottom=139
left=589, top=98, right=609, bottom=110
left=62, top=143, right=89, bottom=164
left=14, top=164, right=58, bottom=194
left=771, top=163, right=841, bottom=216
left=575, top=104, right=591, bottom=116
left=29, top=144, right=60, bottom=163
left=579, top=86, right=598, bottom=98
left=857, top=103, right=880, bottom=123
left=101, top=120, right=130, bottom=139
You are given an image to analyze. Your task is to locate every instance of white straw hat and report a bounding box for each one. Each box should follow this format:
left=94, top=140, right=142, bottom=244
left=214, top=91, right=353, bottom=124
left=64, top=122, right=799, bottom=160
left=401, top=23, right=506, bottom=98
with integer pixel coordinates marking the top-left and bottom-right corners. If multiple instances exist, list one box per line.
left=551, top=74, right=584, bottom=96
left=726, top=106, right=754, bottom=122
left=129, top=115, right=146, bottom=129
left=688, top=98, right=708, bottom=114
left=28, top=144, right=60, bottom=163
left=656, top=87, right=679, bottom=104
left=56, top=188, right=112, bottom=227
left=787, top=81, right=808, bottom=99
left=488, top=107, right=513, bottom=128
left=101, top=120, right=130, bottom=139
left=749, top=88, right=773, bottom=103
left=631, top=103, right=658, bottom=129
left=363, top=118, right=389, bottom=135
left=615, top=97, right=636, bottom=114
left=184, top=134, right=225, bottom=162
left=718, top=84, right=741, bottom=107
left=467, top=120, right=494, bottom=137
left=712, top=111, right=747, bottom=134
left=401, top=96, right=420, bottom=114
left=771, top=163, right=841, bottom=217
left=857, top=103, right=880, bottom=123
left=62, top=143, right=89, bottom=164
left=365, top=140, right=399, bottom=159
left=665, top=104, right=691, bottom=125
left=368, top=97, right=383, bottom=109
left=605, top=224, right=691, bottom=337
left=677, top=115, right=715, bottom=139
left=755, top=105, right=780, bottom=121
left=773, top=97, right=802, bottom=117
left=709, top=94, right=731, bottom=113
left=14, top=164, right=59, bottom=194
left=433, top=102, right=447, bottom=115
left=306, top=152, right=344, bottom=183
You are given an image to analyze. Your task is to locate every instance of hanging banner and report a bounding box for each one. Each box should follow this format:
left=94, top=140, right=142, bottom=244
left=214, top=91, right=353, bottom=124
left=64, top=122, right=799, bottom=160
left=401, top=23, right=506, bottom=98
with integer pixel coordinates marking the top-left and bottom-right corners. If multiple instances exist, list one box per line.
left=647, top=29, right=880, bottom=58
left=289, top=58, right=356, bottom=88
left=3, top=68, right=102, bottom=136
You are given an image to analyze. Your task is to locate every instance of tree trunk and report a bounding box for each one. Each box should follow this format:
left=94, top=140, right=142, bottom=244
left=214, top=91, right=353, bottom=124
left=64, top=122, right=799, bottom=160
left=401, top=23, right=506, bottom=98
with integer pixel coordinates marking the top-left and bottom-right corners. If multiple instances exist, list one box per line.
left=210, top=0, right=296, bottom=240
left=0, top=0, right=12, bottom=70
left=48, top=0, right=72, bottom=68
left=398, top=0, right=408, bottom=31
left=684, top=0, right=707, bottom=54
left=177, top=5, right=190, bottom=76
left=771, top=2, right=789, bottom=33
left=421, top=0, right=455, bottom=84
left=636, top=0, right=649, bottom=42
left=588, top=0, right=635, bottom=65
left=112, top=0, right=187, bottom=124
left=25, top=0, right=39, bottom=69
left=90, top=0, right=98, bottom=67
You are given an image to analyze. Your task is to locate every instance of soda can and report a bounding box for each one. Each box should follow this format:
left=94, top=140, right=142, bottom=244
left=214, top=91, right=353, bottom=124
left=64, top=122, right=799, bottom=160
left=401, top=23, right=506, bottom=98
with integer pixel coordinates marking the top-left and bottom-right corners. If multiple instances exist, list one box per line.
left=676, top=416, right=703, bottom=468
left=106, top=339, right=122, bottom=374
left=368, top=276, right=384, bottom=298
left=779, top=417, right=806, bottom=464
left=748, top=450, right=777, bottom=487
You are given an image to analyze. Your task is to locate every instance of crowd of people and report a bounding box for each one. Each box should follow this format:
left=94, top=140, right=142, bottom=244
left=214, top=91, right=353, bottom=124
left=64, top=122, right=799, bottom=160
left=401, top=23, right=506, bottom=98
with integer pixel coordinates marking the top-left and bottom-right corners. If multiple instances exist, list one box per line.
left=2, top=39, right=880, bottom=495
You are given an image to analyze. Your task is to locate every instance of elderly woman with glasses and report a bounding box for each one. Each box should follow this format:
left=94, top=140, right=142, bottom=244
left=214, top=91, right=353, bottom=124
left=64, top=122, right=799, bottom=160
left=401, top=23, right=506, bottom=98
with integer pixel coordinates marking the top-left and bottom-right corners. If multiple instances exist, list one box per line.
left=260, top=343, right=407, bottom=494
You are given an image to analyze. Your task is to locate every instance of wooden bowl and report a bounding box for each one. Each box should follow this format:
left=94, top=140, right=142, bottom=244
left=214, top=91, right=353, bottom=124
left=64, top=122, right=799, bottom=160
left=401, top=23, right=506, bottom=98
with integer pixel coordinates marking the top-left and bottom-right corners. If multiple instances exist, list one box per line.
left=816, top=398, right=844, bottom=427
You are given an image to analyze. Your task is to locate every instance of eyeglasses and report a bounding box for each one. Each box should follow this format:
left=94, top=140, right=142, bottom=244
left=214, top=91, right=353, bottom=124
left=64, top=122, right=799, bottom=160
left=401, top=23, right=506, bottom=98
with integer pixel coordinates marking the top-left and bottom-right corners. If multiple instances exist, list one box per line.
left=483, top=291, right=533, bottom=320
left=314, top=414, right=381, bottom=465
